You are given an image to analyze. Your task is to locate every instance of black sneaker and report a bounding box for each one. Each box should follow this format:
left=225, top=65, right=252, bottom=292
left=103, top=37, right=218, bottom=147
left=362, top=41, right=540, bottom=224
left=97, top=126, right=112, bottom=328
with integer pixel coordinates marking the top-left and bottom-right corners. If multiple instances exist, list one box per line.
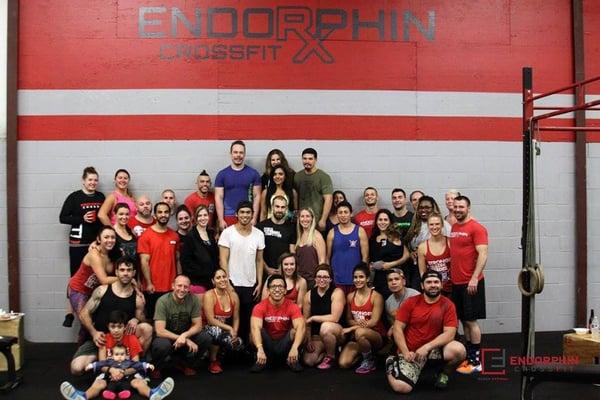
left=63, top=313, right=74, bottom=328
left=250, top=362, right=266, bottom=373
left=288, top=361, right=303, bottom=373
left=434, top=372, right=449, bottom=389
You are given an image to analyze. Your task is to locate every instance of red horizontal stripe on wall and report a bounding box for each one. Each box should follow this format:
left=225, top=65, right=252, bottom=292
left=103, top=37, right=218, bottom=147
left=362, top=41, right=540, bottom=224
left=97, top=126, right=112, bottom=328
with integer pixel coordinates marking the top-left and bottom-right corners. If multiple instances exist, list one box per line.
left=18, top=0, right=592, bottom=94
left=18, top=115, right=594, bottom=142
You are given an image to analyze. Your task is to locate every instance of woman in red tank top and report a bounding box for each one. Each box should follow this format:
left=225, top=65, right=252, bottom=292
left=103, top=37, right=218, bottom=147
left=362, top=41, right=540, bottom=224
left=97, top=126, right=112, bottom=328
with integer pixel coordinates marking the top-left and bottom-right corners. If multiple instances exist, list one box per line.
left=339, top=263, right=385, bottom=374
left=417, top=213, right=452, bottom=295
left=202, top=268, right=241, bottom=374
left=68, top=226, right=119, bottom=312
left=262, top=252, right=307, bottom=306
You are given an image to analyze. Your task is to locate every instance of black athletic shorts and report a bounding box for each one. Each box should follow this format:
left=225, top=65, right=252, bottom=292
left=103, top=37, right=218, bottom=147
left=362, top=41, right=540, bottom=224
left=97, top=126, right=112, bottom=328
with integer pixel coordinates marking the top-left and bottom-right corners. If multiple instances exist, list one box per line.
left=451, top=279, right=486, bottom=321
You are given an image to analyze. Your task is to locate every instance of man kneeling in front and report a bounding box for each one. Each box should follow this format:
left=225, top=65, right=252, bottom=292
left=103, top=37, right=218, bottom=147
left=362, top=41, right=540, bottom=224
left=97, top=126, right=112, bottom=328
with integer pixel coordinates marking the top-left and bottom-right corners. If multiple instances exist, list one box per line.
left=387, top=270, right=466, bottom=393
left=250, top=274, right=305, bottom=372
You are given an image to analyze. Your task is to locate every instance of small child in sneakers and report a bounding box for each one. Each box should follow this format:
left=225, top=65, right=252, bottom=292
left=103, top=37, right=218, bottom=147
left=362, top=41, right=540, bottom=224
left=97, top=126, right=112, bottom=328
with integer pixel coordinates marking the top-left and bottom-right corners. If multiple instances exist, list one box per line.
left=60, top=310, right=175, bottom=400
left=85, top=344, right=153, bottom=399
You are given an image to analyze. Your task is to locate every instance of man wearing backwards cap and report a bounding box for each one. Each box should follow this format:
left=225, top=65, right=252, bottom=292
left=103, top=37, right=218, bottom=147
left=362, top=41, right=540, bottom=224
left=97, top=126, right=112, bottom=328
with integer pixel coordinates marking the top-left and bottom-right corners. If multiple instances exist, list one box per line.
left=386, top=270, right=466, bottom=394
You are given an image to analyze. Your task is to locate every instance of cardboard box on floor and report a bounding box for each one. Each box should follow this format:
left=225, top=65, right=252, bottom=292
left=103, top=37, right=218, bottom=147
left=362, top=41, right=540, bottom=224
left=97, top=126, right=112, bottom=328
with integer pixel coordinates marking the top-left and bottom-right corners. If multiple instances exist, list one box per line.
left=563, top=332, right=600, bottom=364
left=0, top=315, right=24, bottom=371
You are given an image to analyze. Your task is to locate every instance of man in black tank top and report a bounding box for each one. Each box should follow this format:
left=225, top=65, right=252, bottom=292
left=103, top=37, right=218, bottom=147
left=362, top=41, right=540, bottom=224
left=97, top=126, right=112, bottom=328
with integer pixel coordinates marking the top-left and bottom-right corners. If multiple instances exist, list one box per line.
left=70, top=257, right=153, bottom=375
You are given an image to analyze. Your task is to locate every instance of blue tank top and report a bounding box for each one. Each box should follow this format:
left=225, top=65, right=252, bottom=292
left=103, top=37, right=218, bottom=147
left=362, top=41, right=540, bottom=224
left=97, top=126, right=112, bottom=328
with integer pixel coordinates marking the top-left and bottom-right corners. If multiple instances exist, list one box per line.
left=331, top=224, right=361, bottom=285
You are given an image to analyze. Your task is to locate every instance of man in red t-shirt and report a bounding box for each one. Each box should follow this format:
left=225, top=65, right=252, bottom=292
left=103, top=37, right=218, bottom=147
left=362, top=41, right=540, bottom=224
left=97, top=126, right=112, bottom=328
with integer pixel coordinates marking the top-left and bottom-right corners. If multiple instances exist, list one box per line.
left=138, top=202, right=181, bottom=321
left=128, top=195, right=156, bottom=238
left=353, top=187, right=379, bottom=238
left=387, top=270, right=466, bottom=393
left=250, top=274, right=305, bottom=372
left=449, top=195, right=488, bottom=374
left=183, top=170, right=216, bottom=228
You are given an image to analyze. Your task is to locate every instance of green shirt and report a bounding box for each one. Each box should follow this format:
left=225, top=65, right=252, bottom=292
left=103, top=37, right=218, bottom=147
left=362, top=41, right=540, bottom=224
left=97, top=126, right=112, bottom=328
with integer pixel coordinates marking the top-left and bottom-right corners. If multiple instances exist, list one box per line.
left=154, top=292, right=200, bottom=335
left=294, top=169, right=333, bottom=222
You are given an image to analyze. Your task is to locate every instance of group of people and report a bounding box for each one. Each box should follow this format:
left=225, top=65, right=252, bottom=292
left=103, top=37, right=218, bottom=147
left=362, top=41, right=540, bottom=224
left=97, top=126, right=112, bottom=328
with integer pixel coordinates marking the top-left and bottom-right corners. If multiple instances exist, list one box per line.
left=58, top=141, right=489, bottom=398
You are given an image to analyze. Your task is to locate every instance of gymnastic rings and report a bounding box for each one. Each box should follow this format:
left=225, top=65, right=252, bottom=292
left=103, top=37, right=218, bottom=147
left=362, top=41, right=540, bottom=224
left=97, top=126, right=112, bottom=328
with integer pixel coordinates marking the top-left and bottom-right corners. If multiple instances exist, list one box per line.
left=517, top=264, right=545, bottom=297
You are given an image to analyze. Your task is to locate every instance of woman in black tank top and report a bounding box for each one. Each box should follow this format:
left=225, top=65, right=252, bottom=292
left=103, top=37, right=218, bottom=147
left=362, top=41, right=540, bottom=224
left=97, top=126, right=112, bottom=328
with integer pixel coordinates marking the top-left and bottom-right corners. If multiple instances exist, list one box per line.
left=302, top=264, right=346, bottom=370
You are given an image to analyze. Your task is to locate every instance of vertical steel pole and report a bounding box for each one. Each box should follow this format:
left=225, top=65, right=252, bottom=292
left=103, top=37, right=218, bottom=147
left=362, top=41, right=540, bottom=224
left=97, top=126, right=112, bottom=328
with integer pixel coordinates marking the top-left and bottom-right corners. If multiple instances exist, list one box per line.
left=521, top=66, right=533, bottom=400
left=6, top=0, right=20, bottom=312
left=572, top=0, right=587, bottom=328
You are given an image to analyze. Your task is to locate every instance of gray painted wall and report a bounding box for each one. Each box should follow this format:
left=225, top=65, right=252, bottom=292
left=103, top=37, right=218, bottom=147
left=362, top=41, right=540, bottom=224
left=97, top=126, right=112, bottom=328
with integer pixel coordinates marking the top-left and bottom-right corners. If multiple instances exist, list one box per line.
left=15, top=140, right=599, bottom=342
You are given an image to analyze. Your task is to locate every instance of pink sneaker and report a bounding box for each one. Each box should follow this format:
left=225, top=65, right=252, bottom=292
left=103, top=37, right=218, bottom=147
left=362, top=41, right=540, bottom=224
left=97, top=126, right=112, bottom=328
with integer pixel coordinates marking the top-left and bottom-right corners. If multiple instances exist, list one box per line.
left=355, top=358, right=376, bottom=374
left=317, top=355, right=334, bottom=370
left=102, top=390, right=116, bottom=400
left=117, top=390, right=131, bottom=399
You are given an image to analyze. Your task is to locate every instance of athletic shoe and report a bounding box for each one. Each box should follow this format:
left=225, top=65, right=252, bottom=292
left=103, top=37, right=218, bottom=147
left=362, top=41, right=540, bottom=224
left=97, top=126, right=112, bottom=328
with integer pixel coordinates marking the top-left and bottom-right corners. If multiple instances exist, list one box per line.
left=434, top=372, right=449, bottom=389
left=101, top=390, right=116, bottom=399
left=250, top=362, right=266, bottom=373
left=385, top=355, right=401, bottom=379
left=209, top=360, right=223, bottom=374
left=60, top=382, right=86, bottom=400
left=317, top=355, right=334, bottom=370
left=456, top=360, right=481, bottom=374
left=174, top=362, right=196, bottom=376
left=117, top=390, right=131, bottom=399
left=62, top=313, right=74, bottom=328
left=385, top=355, right=395, bottom=375
left=288, top=361, right=304, bottom=372
left=355, top=358, right=376, bottom=374
left=149, top=377, right=174, bottom=400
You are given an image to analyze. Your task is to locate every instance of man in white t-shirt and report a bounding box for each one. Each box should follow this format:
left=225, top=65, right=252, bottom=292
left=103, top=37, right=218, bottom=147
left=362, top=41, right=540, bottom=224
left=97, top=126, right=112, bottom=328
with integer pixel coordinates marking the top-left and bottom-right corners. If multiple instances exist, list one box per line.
left=218, top=201, right=265, bottom=342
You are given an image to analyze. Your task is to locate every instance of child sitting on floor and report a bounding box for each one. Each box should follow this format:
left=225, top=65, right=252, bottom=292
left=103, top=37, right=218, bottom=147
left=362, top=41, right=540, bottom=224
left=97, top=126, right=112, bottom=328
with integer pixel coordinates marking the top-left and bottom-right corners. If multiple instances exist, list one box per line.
left=60, top=310, right=174, bottom=400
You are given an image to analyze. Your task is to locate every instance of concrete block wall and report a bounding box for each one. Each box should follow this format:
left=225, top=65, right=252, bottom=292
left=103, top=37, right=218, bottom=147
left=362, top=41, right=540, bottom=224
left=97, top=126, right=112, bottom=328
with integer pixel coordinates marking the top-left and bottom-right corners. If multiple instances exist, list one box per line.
left=588, top=143, right=600, bottom=320
left=16, top=139, right=590, bottom=342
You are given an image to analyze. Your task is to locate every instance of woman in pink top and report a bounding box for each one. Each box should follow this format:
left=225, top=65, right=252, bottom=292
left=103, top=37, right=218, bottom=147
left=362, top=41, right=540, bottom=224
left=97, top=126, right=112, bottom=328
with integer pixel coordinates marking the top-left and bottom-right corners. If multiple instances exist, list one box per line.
left=98, top=169, right=136, bottom=225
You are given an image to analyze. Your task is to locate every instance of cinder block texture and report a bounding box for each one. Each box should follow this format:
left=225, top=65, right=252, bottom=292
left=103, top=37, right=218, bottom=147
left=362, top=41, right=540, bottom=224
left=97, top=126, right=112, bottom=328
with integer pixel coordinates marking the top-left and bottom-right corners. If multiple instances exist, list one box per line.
left=15, top=140, right=592, bottom=341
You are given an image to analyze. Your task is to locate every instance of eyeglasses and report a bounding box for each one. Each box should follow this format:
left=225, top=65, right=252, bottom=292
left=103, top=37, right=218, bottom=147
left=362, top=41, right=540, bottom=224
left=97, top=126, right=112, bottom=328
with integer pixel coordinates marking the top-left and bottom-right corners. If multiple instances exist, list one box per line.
left=315, top=276, right=331, bottom=280
left=269, top=284, right=286, bottom=290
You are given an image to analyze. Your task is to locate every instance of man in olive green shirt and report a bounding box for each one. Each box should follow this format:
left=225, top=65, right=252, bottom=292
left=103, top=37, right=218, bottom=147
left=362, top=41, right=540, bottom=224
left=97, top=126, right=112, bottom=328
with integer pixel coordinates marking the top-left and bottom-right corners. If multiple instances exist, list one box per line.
left=293, top=148, right=333, bottom=231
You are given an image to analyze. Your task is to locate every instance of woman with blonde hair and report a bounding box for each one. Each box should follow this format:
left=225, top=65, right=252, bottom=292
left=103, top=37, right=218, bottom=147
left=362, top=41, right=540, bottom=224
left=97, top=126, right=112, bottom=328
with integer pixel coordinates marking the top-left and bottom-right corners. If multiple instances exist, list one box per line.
left=295, top=208, right=326, bottom=289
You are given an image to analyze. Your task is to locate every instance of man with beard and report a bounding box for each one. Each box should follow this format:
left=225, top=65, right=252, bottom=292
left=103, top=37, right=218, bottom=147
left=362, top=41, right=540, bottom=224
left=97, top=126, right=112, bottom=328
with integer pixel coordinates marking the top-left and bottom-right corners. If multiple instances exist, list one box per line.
left=250, top=274, right=305, bottom=372
left=450, top=195, right=488, bottom=374
left=390, top=188, right=413, bottom=239
left=293, top=148, right=333, bottom=232
left=386, top=270, right=465, bottom=393
left=128, top=195, right=155, bottom=238
left=257, top=196, right=296, bottom=277
left=184, top=170, right=216, bottom=227
left=218, top=201, right=265, bottom=342
left=138, top=202, right=181, bottom=320
left=161, top=189, right=178, bottom=230
left=215, top=140, right=262, bottom=230
left=70, top=257, right=153, bottom=375
left=353, top=187, right=379, bottom=238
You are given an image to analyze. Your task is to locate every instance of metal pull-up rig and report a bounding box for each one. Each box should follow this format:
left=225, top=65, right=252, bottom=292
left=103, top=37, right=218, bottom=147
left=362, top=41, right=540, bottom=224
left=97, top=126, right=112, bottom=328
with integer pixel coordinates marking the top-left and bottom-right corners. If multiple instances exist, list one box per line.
left=520, top=67, right=600, bottom=400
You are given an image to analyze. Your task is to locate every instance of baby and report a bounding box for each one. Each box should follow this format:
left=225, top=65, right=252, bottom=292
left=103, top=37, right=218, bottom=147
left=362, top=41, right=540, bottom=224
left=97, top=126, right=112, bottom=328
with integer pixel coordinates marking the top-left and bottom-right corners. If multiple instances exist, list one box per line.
left=85, top=344, right=153, bottom=399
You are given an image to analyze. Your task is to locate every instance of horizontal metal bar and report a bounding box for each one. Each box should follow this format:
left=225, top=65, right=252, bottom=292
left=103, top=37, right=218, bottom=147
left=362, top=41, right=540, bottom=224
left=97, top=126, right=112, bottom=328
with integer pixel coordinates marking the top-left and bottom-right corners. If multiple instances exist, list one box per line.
left=536, top=126, right=600, bottom=131
left=529, top=75, right=600, bottom=101
left=531, top=99, right=600, bottom=121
